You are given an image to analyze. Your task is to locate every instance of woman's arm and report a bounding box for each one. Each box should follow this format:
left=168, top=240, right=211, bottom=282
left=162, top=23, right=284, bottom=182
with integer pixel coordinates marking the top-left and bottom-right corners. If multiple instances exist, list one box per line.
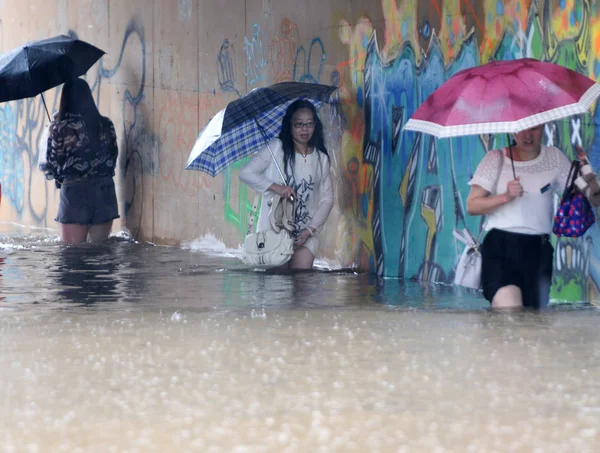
left=574, top=147, right=600, bottom=208
left=239, top=143, right=280, bottom=193
left=107, top=120, right=119, bottom=163
left=467, top=182, right=517, bottom=216
left=239, top=141, right=295, bottom=198
left=307, top=155, right=334, bottom=232
left=44, top=122, right=64, bottom=182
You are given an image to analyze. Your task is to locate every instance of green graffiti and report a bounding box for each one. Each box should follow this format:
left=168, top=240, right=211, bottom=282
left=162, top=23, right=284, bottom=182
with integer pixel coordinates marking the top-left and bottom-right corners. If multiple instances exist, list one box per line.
left=552, top=277, right=586, bottom=302
left=223, top=157, right=260, bottom=237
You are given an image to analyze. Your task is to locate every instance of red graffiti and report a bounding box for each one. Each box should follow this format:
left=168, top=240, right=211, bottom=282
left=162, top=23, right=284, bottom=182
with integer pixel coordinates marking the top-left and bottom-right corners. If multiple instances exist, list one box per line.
left=270, top=18, right=300, bottom=82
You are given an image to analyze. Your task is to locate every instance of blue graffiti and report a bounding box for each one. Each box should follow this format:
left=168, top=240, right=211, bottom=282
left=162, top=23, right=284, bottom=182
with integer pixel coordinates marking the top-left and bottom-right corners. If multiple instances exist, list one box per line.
left=293, top=38, right=325, bottom=83
left=243, top=24, right=268, bottom=86
left=88, top=21, right=151, bottom=238
left=0, top=104, right=24, bottom=213
left=217, top=39, right=241, bottom=96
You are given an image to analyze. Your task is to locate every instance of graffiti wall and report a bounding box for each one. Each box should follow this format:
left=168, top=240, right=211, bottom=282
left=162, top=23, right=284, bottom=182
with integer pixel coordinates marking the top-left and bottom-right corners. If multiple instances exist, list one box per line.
left=0, top=0, right=599, bottom=301
left=334, top=0, right=600, bottom=302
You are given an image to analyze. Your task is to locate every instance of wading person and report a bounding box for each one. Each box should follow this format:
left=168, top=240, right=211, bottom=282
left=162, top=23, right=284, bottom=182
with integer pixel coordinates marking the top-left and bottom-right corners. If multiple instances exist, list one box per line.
left=467, top=125, right=583, bottom=309
left=239, top=99, right=334, bottom=269
left=45, top=78, right=120, bottom=244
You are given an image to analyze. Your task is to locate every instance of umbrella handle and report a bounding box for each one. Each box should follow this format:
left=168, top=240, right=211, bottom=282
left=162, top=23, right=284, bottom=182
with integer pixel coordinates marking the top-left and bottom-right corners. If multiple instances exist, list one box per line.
left=253, top=118, right=288, bottom=185
left=264, top=140, right=288, bottom=185
left=506, top=134, right=516, bottom=180
left=40, top=93, right=51, bottom=122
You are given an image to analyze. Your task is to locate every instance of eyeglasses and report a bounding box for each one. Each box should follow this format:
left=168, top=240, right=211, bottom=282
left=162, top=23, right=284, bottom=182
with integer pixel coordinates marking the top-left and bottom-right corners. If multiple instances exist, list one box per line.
left=293, top=121, right=315, bottom=130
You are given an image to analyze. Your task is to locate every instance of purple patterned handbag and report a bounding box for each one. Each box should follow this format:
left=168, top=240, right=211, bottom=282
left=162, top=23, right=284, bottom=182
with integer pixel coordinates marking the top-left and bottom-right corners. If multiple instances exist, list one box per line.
left=553, top=160, right=595, bottom=238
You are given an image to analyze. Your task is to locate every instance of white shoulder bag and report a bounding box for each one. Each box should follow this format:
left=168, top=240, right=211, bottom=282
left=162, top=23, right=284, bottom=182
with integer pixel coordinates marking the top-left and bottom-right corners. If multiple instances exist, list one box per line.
left=453, top=147, right=507, bottom=289
left=453, top=228, right=482, bottom=289
left=241, top=193, right=296, bottom=267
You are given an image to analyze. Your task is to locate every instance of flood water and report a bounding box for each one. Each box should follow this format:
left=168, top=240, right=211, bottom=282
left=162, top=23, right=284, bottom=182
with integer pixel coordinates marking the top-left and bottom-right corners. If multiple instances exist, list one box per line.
left=1, top=228, right=600, bottom=452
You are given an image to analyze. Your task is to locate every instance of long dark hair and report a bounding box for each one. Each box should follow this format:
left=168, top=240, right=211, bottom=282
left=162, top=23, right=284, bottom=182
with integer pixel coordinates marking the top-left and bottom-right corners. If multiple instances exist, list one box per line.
left=58, top=78, right=103, bottom=150
left=278, top=99, right=328, bottom=184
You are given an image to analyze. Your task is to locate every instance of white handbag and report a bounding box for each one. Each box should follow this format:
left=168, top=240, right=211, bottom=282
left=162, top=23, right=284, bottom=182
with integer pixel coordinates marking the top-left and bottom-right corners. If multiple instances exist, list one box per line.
left=38, top=112, right=58, bottom=172
left=453, top=228, right=482, bottom=289
left=37, top=122, right=50, bottom=172
left=241, top=194, right=296, bottom=267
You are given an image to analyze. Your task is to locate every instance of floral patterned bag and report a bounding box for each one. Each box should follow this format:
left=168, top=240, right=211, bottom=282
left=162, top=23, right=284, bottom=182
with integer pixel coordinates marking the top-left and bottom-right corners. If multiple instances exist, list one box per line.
left=553, top=160, right=595, bottom=238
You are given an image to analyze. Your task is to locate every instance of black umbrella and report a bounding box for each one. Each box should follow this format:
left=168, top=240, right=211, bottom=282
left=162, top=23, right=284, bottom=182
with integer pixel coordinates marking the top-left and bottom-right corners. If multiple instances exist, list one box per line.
left=0, top=35, right=105, bottom=119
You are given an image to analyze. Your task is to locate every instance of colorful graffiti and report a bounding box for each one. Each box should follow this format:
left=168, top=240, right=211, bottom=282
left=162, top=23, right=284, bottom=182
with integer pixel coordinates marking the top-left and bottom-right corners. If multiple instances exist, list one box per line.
left=335, top=0, right=600, bottom=302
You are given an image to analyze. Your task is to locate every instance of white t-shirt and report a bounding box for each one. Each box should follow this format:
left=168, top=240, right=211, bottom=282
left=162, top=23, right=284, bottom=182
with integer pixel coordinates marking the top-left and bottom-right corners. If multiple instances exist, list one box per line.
left=469, top=145, right=572, bottom=234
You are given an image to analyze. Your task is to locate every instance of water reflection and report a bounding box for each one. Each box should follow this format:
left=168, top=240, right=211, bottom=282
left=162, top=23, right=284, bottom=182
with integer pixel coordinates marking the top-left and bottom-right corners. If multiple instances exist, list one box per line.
left=54, top=245, right=121, bottom=305
left=0, top=237, right=593, bottom=313
left=216, top=269, right=489, bottom=310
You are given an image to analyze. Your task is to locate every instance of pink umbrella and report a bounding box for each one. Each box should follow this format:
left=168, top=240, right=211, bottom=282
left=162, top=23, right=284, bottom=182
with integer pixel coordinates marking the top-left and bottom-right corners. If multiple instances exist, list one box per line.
left=403, top=58, right=600, bottom=138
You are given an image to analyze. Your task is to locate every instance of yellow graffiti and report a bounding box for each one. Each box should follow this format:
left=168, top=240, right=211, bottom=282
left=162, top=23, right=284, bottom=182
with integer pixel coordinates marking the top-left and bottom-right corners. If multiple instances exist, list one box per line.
left=420, top=200, right=437, bottom=281
left=336, top=17, right=376, bottom=269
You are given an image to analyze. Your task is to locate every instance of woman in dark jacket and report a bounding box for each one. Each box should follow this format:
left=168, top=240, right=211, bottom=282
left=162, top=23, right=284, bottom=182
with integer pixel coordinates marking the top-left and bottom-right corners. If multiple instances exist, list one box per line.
left=45, top=78, right=119, bottom=243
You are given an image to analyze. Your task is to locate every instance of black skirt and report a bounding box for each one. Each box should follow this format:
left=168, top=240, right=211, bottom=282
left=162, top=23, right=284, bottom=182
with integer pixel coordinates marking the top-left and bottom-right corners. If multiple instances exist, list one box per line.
left=55, top=177, right=119, bottom=225
left=481, top=228, right=553, bottom=308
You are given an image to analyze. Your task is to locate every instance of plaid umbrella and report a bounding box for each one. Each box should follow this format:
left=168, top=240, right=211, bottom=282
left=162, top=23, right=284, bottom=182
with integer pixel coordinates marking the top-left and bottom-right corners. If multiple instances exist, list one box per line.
left=185, top=82, right=337, bottom=177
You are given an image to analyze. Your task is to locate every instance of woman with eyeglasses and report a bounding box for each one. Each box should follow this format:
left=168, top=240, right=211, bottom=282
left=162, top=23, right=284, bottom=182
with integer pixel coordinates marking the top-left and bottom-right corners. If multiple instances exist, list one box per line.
left=239, top=99, right=334, bottom=269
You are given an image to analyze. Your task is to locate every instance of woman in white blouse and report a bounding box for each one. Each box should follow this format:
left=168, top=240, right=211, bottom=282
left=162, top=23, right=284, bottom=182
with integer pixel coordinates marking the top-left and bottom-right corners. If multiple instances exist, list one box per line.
left=467, top=125, right=599, bottom=309
left=239, top=100, right=334, bottom=269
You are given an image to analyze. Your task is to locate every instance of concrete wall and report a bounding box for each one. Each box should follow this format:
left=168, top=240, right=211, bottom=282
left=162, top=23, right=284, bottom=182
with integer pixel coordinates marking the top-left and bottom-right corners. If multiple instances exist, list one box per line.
left=1, top=0, right=600, bottom=302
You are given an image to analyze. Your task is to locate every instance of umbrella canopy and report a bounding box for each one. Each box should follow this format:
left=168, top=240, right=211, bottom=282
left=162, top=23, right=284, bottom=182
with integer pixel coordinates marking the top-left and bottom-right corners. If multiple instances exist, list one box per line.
left=0, top=34, right=105, bottom=103
left=185, top=82, right=337, bottom=177
left=403, top=58, right=600, bottom=138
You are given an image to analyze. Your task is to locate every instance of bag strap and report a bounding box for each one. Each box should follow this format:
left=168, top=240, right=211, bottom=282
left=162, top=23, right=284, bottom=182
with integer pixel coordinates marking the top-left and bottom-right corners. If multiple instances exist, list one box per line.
left=454, top=228, right=482, bottom=246
left=475, top=144, right=505, bottom=241
left=247, top=194, right=260, bottom=235
left=563, top=159, right=580, bottom=195
left=453, top=229, right=471, bottom=245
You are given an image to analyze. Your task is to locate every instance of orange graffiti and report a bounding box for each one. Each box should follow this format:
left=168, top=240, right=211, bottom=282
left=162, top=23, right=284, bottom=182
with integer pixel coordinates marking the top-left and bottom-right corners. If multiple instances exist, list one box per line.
left=269, top=18, right=300, bottom=82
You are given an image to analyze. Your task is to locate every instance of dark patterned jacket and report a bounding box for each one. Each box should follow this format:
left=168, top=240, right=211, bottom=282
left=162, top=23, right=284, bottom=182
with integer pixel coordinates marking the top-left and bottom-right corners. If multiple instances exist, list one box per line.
left=45, top=113, right=118, bottom=185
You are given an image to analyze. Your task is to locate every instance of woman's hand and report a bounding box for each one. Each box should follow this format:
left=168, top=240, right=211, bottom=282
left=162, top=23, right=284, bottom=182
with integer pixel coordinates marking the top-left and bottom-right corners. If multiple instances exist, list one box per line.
left=270, top=183, right=296, bottom=200
left=576, top=145, right=597, bottom=184
left=576, top=145, right=589, bottom=164
left=574, top=146, right=600, bottom=207
left=294, top=228, right=312, bottom=247
left=505, top=177, right=523, bottom=201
